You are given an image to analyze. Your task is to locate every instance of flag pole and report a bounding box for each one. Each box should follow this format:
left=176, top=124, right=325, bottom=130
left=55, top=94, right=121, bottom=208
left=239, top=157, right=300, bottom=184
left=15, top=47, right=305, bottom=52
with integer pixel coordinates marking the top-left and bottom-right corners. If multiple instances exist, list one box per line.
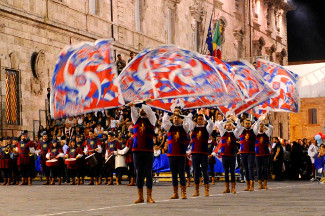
left=200, top=7, right=214, bottom=54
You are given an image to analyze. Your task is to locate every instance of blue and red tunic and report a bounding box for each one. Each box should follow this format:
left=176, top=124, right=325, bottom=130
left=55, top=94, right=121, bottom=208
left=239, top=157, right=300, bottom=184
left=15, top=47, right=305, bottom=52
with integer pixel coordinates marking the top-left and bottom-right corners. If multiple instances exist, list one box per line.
left=190, top=127, right=209, bottom=155
left=125, top=138, right=133, bottom=163
left=167, top=125, right=188, bottom=157
left=106, top=140, right=121, bottom=153
left=37, top=140, right=51, bottom=165
left=220, top=132, right=237, bottom=156
left=0, top=145, right=11, bottom=169
left=132, top=118, right=155, bottom=152
left=84, top=137, right=101, bottom=156
left=48, top=146, right=63, bottom=159
left=240, top=129, right=256, bottom=154
left=66, top=147, right=83, bottom=169
left=255, top=133, right=271, bottom=156
left=17, top=140, right=34, bottom=166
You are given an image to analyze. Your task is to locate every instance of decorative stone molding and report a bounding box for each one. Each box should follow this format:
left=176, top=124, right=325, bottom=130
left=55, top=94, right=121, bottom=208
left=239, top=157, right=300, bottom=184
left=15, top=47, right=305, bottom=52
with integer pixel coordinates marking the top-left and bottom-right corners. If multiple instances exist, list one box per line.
left=189, top=0, right=204, bottom=22
left=233, top=28, right=245, bottom=41
left=30, top=78, right=43, bottom=96
left=166, top=0, right=181, bottom=9
left=31, top=50, right=46, bottom=80
left=253, top=21, right=261, bottom=31
left=214, top=0, right=223, bottom=10
left=265, top=44, right=276, bottom=55
left=9, top=52, right=20, bottom=69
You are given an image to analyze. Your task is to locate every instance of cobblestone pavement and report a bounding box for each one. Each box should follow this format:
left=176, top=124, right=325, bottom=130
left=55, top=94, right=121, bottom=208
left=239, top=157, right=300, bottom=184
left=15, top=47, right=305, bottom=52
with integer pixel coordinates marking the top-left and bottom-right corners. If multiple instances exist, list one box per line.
left=0, top=181, right=323, bottom=216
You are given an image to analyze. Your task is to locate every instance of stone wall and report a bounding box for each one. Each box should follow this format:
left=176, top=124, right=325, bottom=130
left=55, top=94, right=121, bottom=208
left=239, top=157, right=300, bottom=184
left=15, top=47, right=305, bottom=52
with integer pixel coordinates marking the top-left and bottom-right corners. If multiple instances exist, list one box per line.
left=290, top=97, right=325, bottom=141
left=0, top=0, right=293, bottom=136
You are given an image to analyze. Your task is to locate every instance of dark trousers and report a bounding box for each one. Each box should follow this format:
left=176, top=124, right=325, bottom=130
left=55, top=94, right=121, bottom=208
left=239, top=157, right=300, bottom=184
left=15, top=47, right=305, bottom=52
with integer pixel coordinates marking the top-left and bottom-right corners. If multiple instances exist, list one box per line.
left=106, top=164, right=115, bottom=178
left=192, top=154, right=209, bottom=185
left=256, top=156, right=269, bottom=180
left=19, top=165, right=31, bottom=178
left=68, top=169, right=80, bottom=178
left=50, top=166, right=60, bottom=178
left=168, top=156, right=186, bottom=186
left=273, top=159, right=283, bottom=180
left=222, top=155, right=236, bottom=183
left=133, top=151, right=154, bottom=189
left=42, top=164, right=50, bottom=177
left=241, top=153, right=255, bottom=181
left=185, top=165, right=191, bottom=178
left=128, top=162, right=135, bottom=178
left=1, top=168, right=11, bottom=178
left=209, top=163, right=215, bottom=178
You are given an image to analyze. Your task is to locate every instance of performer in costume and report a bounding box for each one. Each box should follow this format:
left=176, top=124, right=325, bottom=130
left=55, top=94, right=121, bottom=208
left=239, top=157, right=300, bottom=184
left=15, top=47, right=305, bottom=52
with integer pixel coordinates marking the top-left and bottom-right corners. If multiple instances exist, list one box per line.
left=17, top=132, right=35, bottom=186
left=46, top=140, right=64, bottom=185
left=83, top=129, right=102, bottom=185
left=207, top=136, right=217, bottom=185
left=11, top=137, right=19, bottom=185
left=115, top=129, right=136, bottom=186
left=35, top=132, right=52, bottom=185
left=104, top=132, right=121, bottom=185
left=114, top=134, right=129, bottom=185
left=128, top=98, right=156, bottom=204
left=237, top=117, right=260, bottom=191
left=255, top=122, right=273, bottom=190
left=76, top=134, right=85, bottom=184
left=189, top=110, right=214, bottom=197
left=65, top=139, right=83, bottom=185
left=162, top=111, right=193, bottom=199
left=213, top=116, right=241, bottom=193
left=100, top=132, right=108, bottom=185
left=0, top=138, right=12, bottom=186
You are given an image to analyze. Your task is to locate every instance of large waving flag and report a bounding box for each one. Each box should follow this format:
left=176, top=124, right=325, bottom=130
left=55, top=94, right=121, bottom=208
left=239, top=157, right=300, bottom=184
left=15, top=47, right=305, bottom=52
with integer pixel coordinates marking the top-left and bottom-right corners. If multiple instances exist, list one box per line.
left=51, top=39, right=124, bottom=119
left=119, top=45, right=231, bottom=111
left=255, top=59, right=300, bottom=113
left=217, top=60, right=275, bottom=116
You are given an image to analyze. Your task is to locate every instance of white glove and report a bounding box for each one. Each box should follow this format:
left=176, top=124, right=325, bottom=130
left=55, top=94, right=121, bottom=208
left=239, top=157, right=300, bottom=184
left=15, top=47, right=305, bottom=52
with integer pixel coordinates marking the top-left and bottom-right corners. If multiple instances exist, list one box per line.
left=113, top=151, right=117, bottom=156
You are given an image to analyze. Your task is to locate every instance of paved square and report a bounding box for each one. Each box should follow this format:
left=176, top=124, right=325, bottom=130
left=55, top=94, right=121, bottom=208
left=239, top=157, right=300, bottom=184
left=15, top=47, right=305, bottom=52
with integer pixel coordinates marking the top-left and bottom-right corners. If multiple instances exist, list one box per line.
left=0, top=181, right=324, bottom=216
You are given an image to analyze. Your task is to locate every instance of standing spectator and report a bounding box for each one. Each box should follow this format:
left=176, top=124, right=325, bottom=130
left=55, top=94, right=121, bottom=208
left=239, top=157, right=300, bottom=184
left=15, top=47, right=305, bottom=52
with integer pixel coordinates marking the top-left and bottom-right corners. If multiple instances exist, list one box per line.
left=116, top=54, right=126, bottom=75
left=308, top=139, right=319, bottom=181
left=272, top=137, right=284, bottom=181
left=47, top=87, right=51, bottom=115
left=291, top=141, right=303, bottom=179
left=128, top=52, right=135, bottom=63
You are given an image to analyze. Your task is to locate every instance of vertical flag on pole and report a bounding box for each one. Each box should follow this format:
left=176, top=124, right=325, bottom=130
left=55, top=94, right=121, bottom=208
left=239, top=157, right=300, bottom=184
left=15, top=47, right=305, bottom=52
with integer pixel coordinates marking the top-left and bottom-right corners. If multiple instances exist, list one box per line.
left=213, top=20, right=222, bottom=59
left=205, top=14, right=214, bottom=56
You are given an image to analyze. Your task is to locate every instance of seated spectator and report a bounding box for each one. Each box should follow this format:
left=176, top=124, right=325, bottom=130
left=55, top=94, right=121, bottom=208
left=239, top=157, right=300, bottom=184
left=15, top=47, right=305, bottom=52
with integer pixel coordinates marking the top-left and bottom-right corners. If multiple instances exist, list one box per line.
left=94, top=124, right=104, bottom=136
left=38, top=125, right=45, bottom=138
left=96, top=111, right=106, bottom=128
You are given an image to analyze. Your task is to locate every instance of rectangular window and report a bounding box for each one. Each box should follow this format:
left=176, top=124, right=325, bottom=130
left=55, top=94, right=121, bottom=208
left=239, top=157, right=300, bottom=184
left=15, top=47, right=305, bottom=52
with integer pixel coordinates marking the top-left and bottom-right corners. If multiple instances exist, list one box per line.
left=89, top=0, right=99, bottom=15
left=308, top=108, right=317, bottom=124
left=5, top=69, right=20, bottom=125
left=279, top=123, right=283, bottom=138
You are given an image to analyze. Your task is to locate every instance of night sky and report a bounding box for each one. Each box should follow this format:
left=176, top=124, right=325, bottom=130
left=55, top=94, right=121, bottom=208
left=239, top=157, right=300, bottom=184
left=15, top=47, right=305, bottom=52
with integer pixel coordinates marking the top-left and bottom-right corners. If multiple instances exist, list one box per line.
left=287, top=0, right=325, bottom=62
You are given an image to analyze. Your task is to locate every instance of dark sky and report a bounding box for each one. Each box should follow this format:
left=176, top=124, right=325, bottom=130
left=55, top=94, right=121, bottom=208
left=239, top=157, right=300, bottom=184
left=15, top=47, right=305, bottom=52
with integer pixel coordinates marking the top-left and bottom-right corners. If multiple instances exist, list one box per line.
left=287, top=0, right=325, bottom=62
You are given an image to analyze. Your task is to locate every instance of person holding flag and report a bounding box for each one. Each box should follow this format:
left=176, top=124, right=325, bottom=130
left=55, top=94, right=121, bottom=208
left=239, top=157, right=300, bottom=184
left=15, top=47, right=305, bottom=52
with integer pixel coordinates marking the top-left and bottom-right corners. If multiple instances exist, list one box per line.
left=212, top=115, right=241, bottom=193
left=127, top=98, right=157, bottom=204
left=162, top=110, right=194, bottom=200
left=237, top=116, right=261, bottom=191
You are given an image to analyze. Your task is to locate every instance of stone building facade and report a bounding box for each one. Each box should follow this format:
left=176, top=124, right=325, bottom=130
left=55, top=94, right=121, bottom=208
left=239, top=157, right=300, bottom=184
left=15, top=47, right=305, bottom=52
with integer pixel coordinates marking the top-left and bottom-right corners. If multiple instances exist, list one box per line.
left=290, top=98, right=325, bottom=141
left=0, top=0, right=293, bottom=137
